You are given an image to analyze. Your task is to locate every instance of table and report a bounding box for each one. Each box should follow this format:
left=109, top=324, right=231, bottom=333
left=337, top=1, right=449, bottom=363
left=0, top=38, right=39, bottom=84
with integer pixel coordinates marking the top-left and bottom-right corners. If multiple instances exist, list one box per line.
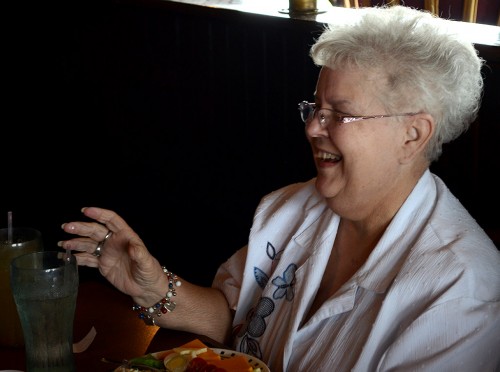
left=0, top=272, right=224, bottom=371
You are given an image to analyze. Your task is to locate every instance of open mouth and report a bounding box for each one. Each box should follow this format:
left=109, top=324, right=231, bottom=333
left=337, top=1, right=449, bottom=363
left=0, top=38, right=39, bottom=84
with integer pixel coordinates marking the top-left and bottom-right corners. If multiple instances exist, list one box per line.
left=317, top=151, right=342, bottom=163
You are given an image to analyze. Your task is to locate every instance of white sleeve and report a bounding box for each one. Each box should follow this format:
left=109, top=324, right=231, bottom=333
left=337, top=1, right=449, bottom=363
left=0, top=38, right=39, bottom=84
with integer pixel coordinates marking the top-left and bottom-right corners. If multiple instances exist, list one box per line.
left=211, top=245, right=248, bottom=311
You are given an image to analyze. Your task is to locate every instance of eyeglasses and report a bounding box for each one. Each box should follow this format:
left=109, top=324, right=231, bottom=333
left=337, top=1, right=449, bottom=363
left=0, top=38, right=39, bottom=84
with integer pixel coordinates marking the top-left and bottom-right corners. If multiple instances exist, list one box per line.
left=298, top=101, right=418, bottom=127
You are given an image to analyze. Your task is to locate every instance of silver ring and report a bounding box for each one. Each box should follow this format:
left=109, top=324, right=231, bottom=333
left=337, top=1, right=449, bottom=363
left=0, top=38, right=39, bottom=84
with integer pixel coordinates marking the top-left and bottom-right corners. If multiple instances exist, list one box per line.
left=92, top=230, right=113, bottom=257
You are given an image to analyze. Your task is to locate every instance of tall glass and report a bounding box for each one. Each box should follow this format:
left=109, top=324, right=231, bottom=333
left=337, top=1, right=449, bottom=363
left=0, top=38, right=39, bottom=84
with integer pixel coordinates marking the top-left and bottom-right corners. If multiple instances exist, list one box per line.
left=0, top=227, right=43, bottom=347
left=10, top=250, right=79, bottom=372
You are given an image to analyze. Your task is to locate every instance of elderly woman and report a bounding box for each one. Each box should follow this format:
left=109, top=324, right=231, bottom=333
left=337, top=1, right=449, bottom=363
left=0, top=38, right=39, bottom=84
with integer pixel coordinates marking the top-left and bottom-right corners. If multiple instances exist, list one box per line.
left=59, top=5, right=500, bottom=371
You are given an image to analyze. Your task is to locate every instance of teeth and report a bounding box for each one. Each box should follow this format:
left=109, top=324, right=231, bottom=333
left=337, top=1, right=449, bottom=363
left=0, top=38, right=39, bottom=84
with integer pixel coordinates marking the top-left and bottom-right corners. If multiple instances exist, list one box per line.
left=318, top=152, right=340, bottom=161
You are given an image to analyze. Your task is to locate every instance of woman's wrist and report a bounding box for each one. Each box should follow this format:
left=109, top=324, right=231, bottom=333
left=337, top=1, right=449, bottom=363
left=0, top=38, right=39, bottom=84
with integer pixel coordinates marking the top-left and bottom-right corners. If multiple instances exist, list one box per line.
left=130, top=263, right=170, bottom=306
left=132, top=267, right=182, bottom=326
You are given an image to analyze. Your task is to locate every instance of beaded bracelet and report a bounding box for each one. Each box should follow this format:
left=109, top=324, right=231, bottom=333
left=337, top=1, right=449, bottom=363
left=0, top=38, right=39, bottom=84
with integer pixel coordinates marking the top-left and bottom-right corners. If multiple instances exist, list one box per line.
left=132, top=267, right=182, bottom=326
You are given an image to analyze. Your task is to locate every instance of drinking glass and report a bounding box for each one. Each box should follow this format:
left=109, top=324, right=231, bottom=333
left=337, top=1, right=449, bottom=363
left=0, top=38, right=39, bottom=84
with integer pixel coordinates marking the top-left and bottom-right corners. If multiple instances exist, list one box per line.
left=11, top=250, right=79, bottom=372
left=0, top=227, right=43, bottom=347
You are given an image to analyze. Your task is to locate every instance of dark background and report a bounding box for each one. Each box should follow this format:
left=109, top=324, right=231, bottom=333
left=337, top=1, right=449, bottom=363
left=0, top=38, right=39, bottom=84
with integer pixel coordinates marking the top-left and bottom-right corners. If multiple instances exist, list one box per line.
left=3, top=0, right=499, bottom=286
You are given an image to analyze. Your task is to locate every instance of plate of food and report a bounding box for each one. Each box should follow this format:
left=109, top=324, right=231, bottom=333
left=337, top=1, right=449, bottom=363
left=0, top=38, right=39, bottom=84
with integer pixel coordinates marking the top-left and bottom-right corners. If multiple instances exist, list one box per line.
left=112, top=338, right=270, bottom=372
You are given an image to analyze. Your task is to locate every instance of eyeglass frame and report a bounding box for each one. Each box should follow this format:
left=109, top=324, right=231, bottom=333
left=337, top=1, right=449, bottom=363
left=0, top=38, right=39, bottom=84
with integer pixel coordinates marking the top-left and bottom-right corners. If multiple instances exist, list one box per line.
left=298, top=101, right=419, bottom=126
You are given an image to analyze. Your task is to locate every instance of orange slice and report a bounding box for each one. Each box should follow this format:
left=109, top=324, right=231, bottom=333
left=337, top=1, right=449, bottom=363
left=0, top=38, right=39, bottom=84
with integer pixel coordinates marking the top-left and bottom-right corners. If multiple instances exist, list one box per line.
left=210, top=355, right=253, bottom=372
left=176, top=339, right=221, bottom=362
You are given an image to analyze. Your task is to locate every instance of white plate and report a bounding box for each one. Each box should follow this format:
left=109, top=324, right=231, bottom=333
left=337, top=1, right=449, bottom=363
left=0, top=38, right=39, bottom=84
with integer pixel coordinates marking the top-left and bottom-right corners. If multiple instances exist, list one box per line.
left=213, top=348, right=270, bottom=372
left=114, top=348, right=270, bottom=372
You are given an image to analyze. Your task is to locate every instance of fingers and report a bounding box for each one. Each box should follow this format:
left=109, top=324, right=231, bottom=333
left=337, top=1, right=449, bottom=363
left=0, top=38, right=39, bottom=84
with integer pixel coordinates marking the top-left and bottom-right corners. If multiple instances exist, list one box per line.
left=58, top=237, right=97, bottom=253
left=59, top=207, right=141, bottom=259
left=61, top=221, right=109, bottom=242
left=71, top=253, right=100, bottom=268
left=59, top=207, right=125, bottom=257
left=60, top=207, right=128, bottom=243
left=81, top=207, right=130, bottom=235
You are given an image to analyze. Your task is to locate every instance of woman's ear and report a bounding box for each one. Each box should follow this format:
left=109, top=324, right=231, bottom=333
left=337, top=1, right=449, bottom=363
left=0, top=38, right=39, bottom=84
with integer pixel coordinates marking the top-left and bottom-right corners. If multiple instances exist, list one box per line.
left=400, top=113, right=435, bottom=164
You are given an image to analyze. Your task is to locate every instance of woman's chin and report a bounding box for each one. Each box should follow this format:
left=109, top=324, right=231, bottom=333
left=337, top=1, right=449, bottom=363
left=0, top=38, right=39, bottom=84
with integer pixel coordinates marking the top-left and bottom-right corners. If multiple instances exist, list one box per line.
left=314, top=177, right=338, bottom=199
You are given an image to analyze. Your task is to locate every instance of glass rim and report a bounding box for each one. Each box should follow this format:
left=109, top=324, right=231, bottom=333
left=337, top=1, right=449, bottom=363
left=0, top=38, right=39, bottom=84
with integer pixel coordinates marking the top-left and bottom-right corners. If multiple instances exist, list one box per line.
left=11, top=250, right=76, bottom=271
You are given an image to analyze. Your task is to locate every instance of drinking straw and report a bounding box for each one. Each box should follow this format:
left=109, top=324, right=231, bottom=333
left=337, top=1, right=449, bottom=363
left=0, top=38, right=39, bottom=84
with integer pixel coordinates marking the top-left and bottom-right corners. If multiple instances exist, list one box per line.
left=7, top=211, right=12, bottom=244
